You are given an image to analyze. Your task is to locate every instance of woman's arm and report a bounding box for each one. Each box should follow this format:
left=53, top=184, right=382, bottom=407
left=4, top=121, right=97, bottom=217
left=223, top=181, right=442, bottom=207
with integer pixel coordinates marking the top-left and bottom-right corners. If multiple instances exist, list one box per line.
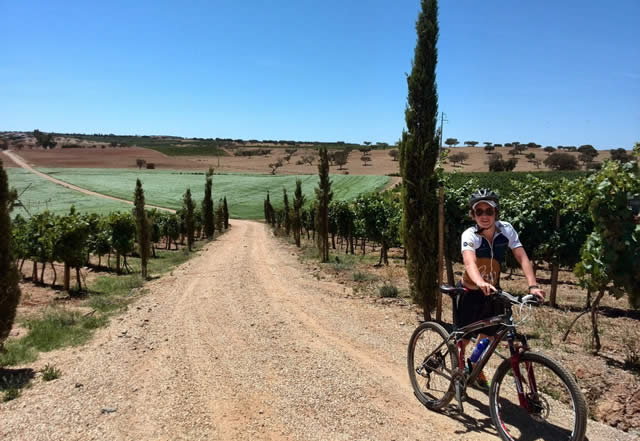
left=462, top=250, right=497, bottom=295
left=511, top=247, right=545, bottom=299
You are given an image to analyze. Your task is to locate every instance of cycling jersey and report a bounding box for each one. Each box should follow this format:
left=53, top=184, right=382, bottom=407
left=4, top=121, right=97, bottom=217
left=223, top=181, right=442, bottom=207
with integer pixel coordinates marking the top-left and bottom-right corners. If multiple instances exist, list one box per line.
left=460, top=221, right=522, bottom=289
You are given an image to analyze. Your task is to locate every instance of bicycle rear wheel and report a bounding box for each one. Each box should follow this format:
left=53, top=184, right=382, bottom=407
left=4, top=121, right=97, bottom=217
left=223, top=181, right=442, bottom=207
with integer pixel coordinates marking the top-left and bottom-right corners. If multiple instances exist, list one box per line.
left=407, top=322, right=457, bottom=410
left=489, top=352, right=587, bottom=441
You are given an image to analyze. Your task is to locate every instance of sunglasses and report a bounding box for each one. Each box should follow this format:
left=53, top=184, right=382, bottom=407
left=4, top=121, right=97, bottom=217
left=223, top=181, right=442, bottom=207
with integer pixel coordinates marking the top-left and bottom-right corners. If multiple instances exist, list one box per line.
left=474, top=207, right=495, bottom=217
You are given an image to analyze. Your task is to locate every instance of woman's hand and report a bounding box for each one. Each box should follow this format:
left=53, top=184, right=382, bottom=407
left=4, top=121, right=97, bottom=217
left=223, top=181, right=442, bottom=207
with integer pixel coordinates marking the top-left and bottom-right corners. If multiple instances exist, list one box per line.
left=478, top=281, right=497, bottom=296
left=529, top=286, right=545, bottom=301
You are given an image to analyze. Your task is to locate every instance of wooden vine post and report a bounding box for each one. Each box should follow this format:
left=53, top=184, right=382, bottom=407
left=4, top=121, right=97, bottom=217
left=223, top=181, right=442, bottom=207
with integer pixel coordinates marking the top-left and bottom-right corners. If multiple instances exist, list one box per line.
left=436, top=186, right=444, bottom=322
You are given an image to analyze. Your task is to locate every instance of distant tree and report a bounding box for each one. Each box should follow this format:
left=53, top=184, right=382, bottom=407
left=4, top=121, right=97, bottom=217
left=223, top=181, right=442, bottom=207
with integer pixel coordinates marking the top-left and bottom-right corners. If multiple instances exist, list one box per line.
left=544, top=152, right=580, bottom=170
left=334, top=150, right=349, bottom=170
left=508, top=148, right=519, bottom=157
left=33, top=130, right=57, bottom=149
left=526, top=152, right=536, bottom=161
left=610, top=148, right=631, bottom=163
left=633, top=141, right=640, bottom=159
left=388, top=149, right=400, bottom=161
left=315, top=148, right=332, bottom=262
left=483, top=142, right=493, bottom=147
left=578, top=145, right=598, bottom=166
left=376, top=142, right=389, bottom=149
left=544, top=146, right=556, bottom=155
left=183, top=188, right=195, bottom=251
left=282, top=187, right=291, bottom=236
left=133, top=179, right=151, bottom=278
left=504, top=143, right=513, bottom=147
left=464, top=140, right=479, bottom=147
left=361, top=155, right=372, bottom=166
left=444, top=137, right=458, bottom=147
left=269, top=158, right=284, bottom=174
left=284, top=148, right=298, bottom=156
left=449, top=152, right=468, bottom=166
left=488, top=156, right=518, bottom=172
left=215, top=200, right=224, bottom=233
left=223, top=196, right=229, bottom=229
left=0, top=160, right=21, bottom=348
left=136, top=158, right=146, bottom=169
left=484, top=145, right=495, bottom=153
left=363, top=141, right=371, bottom=147
left=301, top=154, right=316, bottom=165
left=0, top=138, right=8, bottom=151
left=202, top=168, right=214, bottom=238
left=493, top=143, right=503, bottom=147
left=292, top=179, right=305, bottom=247
left=359, top=146, right=372, bottom=156
left=264, top=191, right=273, bottom=223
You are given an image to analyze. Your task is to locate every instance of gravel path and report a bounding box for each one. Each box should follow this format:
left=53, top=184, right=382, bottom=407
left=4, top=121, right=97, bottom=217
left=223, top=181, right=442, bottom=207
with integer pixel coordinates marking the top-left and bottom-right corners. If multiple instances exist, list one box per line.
left=1, top=220, right=634, bottom=441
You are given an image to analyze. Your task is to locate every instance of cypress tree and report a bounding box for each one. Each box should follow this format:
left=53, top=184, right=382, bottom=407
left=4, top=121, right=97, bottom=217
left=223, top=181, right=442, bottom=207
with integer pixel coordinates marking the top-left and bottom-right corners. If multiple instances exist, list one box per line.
left=203, top=168, right=214, bottom=238
left=283, top=187, right=291, bottom=236
left=215, top=200, right=224, bottom=233
left=292, top=179, right=305, bottom=247
left=0, top=159, right=21, bottom=347
left=315, top=148, right=332, bottom=262
left=183, top=188, right=195, bottom=251
left=223, top=196, right=229, bottom=229
left=399, top=0, right=440, bottom=319
left=134, top=179, right=151, bottom=278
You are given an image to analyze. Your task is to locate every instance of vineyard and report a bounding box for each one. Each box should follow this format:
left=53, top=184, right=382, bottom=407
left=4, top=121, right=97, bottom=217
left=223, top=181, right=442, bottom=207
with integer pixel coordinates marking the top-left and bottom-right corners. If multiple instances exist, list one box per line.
left=265, top=161, right=640, bottom=344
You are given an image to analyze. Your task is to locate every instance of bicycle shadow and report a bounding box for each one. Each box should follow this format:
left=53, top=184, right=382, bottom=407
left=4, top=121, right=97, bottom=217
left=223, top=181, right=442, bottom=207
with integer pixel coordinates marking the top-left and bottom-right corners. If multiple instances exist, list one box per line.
left=436, top=394, right=589, bottom=441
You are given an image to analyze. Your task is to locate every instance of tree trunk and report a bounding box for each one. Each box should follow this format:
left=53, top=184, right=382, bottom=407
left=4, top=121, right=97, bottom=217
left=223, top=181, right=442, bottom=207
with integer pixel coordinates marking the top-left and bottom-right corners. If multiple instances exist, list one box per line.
left=445, top=254, right=454, bottom=286
left=51, top=262, right=57, bottom=287
left=64, top=263, right=70, bottom=291
left=32, top=261, right=38, bottom=283
left=585, top=289, right=592, bottom=309
left=349, top=231, right=354, bottom=255
left=362, top=238, right=366, bottom=256
left=403, top=247, right=407, bottom=265
left=20, top=258, right=26, bottom=272
left=331, top=233, right=335, bottom=249
left=591, top=289, right=605, bottom=353
left=549, top=261, right=559, bottom=307
left=549, top=209, right=561, bottom=307
left=116, top=252, right=121, bottom=274
left=40, top=261, right=46, bottom=284
left=76, top=267, right=82, bottom=291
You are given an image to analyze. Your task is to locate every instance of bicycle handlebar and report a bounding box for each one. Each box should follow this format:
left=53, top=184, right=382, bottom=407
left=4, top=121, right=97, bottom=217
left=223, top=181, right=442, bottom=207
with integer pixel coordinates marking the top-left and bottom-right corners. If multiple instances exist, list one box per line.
left=496, top=290, right=541, bottom=307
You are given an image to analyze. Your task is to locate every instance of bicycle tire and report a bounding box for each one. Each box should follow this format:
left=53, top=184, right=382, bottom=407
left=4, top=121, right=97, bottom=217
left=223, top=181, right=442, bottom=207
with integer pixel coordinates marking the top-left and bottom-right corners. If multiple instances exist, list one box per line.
left=407, top=321, right=457, bottom=410
left=489, top=351, right=587, bottom=441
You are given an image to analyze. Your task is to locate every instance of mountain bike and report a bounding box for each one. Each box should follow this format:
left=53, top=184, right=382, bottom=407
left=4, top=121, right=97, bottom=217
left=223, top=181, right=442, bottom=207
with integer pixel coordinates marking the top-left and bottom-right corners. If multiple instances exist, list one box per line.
left=407, top=285, right=587, bottom=441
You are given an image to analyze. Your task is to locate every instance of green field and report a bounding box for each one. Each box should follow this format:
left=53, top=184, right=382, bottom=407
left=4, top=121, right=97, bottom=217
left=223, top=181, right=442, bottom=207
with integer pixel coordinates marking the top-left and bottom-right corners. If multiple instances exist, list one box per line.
left=30, top=168, right=389, bottom=219
left=5, top=168, right=133, bottom=217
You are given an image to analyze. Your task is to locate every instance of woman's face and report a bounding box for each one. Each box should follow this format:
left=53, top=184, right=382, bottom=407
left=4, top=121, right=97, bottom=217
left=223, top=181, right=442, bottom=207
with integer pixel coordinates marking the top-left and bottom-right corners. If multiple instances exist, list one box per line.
left=472, top=202, right=496, bottom=230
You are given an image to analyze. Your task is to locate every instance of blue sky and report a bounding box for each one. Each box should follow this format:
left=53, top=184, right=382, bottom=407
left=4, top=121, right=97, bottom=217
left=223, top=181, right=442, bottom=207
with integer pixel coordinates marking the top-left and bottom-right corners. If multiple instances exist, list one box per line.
left=1, top=0, right=638, bottom=149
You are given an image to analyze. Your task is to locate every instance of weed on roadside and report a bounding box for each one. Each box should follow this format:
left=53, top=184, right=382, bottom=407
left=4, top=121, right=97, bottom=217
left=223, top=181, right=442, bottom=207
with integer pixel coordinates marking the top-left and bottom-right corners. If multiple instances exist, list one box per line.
left=379, top=283, right=399, bottom=298
left=352, top=271, right=377, bottom=282
left=41, top=364, right=62, bottom=381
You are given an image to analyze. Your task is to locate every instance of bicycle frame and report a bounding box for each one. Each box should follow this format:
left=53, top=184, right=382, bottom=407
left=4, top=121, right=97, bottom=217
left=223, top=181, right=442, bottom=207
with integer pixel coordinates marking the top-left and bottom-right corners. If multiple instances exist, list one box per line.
left=448, top=303, right=537, bottom=412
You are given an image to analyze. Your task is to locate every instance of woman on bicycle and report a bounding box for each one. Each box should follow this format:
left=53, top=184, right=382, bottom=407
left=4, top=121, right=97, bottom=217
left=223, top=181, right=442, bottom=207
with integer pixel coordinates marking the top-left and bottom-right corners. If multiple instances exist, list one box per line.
left=458, top=189, right=545, bottom=389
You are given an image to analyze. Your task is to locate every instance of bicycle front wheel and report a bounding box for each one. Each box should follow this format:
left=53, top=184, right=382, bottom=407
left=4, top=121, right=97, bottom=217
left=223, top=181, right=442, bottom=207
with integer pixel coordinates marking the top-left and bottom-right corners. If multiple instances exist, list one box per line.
left=489, top=352, right=587, bottom=441
left=407, top=322, right=457, bottom=410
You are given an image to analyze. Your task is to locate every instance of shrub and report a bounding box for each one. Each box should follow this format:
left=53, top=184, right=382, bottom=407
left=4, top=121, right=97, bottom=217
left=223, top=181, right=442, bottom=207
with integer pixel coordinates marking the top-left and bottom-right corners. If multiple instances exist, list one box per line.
left=379, top=283, right=399, bottom=298
left=146, top=163, right=155, bottom=169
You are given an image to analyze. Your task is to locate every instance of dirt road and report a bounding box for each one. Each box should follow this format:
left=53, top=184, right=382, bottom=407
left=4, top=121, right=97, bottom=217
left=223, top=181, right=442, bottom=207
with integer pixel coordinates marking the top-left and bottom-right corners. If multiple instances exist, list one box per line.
left=1, top=220, right=634, bottom=440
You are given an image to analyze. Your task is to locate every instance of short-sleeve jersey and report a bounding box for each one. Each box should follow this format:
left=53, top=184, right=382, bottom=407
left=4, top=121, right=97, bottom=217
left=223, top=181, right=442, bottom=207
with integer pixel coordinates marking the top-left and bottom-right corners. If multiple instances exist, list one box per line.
left=460, top=221, right=522, bottom=289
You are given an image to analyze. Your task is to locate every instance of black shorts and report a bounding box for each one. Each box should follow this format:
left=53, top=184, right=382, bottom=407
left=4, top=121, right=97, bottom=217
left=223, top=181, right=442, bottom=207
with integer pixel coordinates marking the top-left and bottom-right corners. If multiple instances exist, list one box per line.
left=453, top=284, right=505, bottom=337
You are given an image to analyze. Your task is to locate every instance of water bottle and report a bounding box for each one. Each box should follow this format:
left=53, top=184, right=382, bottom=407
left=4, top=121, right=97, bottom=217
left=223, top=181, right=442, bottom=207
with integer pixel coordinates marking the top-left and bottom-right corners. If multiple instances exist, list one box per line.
left=469, top=338, right=490, bottom=363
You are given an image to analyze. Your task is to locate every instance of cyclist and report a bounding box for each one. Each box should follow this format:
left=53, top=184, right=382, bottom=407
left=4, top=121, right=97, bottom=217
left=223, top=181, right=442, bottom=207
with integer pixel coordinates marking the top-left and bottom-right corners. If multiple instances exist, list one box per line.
left=458, top=189, right=545, bottom=389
